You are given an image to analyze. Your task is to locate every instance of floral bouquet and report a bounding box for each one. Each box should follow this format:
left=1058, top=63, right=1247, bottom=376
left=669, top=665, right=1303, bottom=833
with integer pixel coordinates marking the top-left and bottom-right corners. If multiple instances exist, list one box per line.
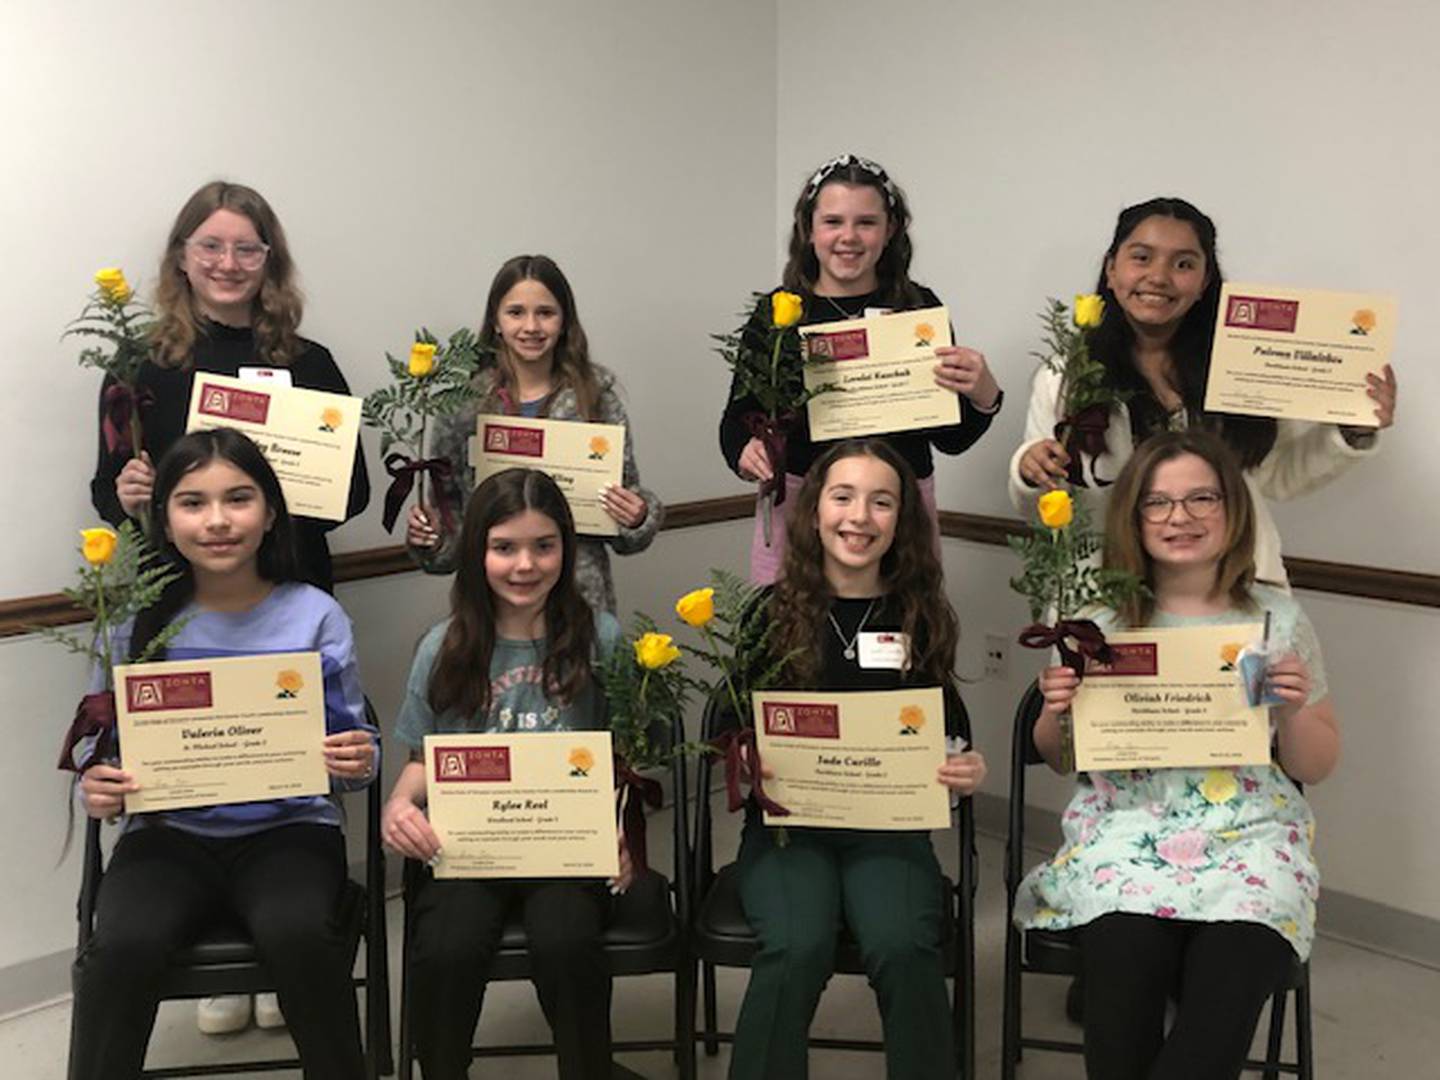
left=674, top=571, right=791, bottom=818
left=67, top=268, right=156, bottom=489
left=713, top=291, right=840, bottom=544
left=34, top=522, right=186, bottom=774
left=362, top=328, right=483, bottom=532
left=1033, top=293, right=1130, bottom=488
left=600, top=620, right=707, bottom=875
left=1009, top=488, right=1146, bottom=676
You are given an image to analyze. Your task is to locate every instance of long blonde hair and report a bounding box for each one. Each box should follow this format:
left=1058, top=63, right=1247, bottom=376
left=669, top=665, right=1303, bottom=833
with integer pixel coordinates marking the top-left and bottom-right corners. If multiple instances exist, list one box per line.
left=151, top=181, right=304, bottom=369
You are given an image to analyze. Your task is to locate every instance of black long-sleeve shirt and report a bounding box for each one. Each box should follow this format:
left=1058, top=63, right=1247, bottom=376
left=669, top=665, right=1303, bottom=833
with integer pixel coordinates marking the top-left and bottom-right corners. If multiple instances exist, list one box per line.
left=718, top=285, right=998, bottom=481
left=90, top=321, right=370, bottom=592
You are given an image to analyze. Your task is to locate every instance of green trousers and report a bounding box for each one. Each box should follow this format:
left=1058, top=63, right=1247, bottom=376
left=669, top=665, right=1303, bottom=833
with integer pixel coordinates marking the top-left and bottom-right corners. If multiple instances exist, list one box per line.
left=728, top=813, right=955, bottom=1079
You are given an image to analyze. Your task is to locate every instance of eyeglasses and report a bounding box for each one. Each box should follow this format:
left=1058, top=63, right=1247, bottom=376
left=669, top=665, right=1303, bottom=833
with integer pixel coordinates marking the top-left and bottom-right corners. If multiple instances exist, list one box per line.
left=186, top=237, right=270, bottom=270
left=1138, top=489, right=1224, bottom=523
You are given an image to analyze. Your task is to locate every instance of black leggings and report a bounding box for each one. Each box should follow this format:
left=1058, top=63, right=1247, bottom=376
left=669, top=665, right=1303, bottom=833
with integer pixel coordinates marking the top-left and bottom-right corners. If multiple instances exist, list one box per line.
left=1080, top=913, right=1295, bottom=1080
left=69, top=823, right=363, bottom=1080
left=407, top=873, right=613, bottom=1080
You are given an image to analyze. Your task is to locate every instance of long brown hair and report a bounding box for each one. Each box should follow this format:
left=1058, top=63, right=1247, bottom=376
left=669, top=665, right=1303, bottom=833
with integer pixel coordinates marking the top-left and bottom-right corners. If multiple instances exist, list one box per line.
left=427, top=468, right=596, bottom=720
left=475, top=255, right=601, bottom=420
left=771, top=439, right=958, bottom=685
left=780, top=154, right=926, bottom=310
left=151, top=181, right=304, bottom=369
left=1104, top=430, right=1257, bottom=625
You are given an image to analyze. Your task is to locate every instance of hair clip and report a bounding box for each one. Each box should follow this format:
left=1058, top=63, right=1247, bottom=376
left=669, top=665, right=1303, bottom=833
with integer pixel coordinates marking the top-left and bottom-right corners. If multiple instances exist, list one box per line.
left=805, top=153, right=898, bottom=207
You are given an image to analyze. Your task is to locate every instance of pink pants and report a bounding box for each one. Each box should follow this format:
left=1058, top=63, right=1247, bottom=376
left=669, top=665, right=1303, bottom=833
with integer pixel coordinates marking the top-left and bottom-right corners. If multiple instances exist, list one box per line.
left=748, top=473, right=940, bottom=585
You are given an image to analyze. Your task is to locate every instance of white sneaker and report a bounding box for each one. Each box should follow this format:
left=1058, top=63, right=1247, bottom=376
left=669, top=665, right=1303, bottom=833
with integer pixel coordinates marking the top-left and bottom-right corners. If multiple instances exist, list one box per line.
left=254, top=992, right=285, bottom=1030
left=197, top=994, right=251, bottom=1034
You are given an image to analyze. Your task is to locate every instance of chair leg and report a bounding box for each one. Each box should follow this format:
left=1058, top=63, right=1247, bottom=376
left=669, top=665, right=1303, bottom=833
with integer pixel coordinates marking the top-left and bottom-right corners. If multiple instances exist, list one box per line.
left=1261, top=987, right=1287, bottom=1080
left=397, top=924, right=413, bottom=1080
left=1001, top=927, right=1022, bottom=1079
left=702, top=961, right=720, bottom=1056
left=1296, top=975, right=1315, bottom=1080
left=675, top=955, right=697, bottom=1080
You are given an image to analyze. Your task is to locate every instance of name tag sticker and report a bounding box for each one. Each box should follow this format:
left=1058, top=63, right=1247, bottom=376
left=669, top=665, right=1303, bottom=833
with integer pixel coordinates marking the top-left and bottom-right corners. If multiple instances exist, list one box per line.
left=238, top=366, right=293, bottom=387
left=857, top=631, right=908, bottom=670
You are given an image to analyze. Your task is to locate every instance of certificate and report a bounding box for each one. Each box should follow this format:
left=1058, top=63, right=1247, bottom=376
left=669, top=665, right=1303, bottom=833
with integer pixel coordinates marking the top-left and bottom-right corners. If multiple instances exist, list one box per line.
left=115, top=652, right=328, bottom=814
left=185, top=374, right=362, bottom=521
left=753, top=688, right=949, bottom=830
left=424, top=731, right=619, bottom=879
left=1204, top=284, right=1397, bottom=426
left=1071, top=625, right=1270, bottom=771
left=469, top=415, right=625, bottom=537
left=801, top=306, right=960, bottom=440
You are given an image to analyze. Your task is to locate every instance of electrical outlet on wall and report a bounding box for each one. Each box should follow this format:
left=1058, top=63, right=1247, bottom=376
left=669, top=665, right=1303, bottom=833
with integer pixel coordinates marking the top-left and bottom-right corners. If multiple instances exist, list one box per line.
left=984, top=633, right=1008, bottom=680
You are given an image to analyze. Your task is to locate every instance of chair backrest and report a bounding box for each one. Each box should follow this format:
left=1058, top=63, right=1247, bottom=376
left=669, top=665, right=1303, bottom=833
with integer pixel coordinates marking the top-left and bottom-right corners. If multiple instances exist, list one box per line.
left=1004, top=681, right=1045, bottom=901
left=691, top=691, right=727, bottom=899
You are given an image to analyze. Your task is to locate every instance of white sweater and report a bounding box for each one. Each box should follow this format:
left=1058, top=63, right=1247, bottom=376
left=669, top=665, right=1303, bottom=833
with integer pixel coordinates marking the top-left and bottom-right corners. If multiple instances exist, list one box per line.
left=1006, top=364, right=1376, bottom=587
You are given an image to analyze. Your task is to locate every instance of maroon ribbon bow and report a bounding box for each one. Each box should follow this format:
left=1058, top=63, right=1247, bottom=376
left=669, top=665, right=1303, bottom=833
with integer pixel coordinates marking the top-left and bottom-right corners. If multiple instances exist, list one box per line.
left=741, top=411, right=796, bottom=507
left=1053, top=403, right=1112, bottom=489
left=381, top=453, right=454, bottom=533
left=57, top=691, right=116, bottom=773
left=613, top=758, right=664, bottom=878
left=101, top=383, right=154, bottom=456
left=709, top=726, right=789, bottom=817
left=1018, top=619, right=1115, bottom=681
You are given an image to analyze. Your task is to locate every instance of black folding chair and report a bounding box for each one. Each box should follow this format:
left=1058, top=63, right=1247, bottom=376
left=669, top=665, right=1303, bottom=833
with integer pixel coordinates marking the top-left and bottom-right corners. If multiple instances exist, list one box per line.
left=66, top=699, right=394, bottom=1079
left=395, top=707, right=696, bottom=1079
left=1001, top=680, right=1314, bottom=1079
left=689, top=693, right=977, bottom=1079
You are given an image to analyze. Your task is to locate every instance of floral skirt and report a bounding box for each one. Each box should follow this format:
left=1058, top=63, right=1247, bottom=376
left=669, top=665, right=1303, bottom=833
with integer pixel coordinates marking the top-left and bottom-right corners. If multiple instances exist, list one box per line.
left=1013, top=763, right=1318, bottom=960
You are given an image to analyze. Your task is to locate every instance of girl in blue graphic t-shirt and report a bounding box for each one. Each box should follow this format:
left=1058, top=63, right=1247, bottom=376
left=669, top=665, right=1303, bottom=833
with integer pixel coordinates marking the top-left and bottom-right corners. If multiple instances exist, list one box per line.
left=384, top=467, right=623, bottom=1080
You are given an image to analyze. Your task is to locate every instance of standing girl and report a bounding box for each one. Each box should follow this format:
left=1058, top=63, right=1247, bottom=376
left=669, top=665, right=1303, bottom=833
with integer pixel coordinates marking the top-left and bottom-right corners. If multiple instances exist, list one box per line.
left=70, top=428, right=377, bottom=1080
left=92, top=180, right=369, bottom=594
left=406, top=254, right=662, bottom=614
left=384, top=468, right=627, bottom=1080
left=719, top=153, right=1003, bottom=583
left=727, top=438, right=987, bottom=1079
left=1015, top=430, right=1339, bottom=1080
left=1009, top=196, right=1397, bottom=586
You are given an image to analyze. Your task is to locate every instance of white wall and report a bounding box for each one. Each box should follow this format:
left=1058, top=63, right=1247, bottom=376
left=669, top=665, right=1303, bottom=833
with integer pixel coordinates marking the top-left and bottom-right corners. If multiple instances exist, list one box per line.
left=777, top=0, right=1439, bottom=574
left=0, top=0, right=777, bottom=982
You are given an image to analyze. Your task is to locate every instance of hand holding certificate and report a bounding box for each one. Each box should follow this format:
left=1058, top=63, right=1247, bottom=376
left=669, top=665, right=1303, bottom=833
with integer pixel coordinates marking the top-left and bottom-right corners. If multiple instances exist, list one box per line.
left=470, top=415, right=626, bottom=537
left=801, top=307, right=960, bottom=440
left=753, top=688, right=950, bottom=830
left=1070, top=624, right=1270, bottom=771
left=185, top=374, right=362, bottom=521
left=1204, top=284, right=1398, bottom=427
left=115, top=652, right=329, bottom=813
left=424, top=731, right=619, bottom=879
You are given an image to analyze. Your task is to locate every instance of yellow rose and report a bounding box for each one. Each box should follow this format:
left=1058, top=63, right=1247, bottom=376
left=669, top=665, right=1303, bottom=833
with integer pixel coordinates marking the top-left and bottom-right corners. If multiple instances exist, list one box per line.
left=588, top=435, right=610, bottom=457
left=320, top=406, right=344, bottom=431
left=568, top=746, right=595, bottom=774
left=1073, top=293, right=1105, bottom=329
left=276, top=669, right=305, bottom=694
left=408, top=341, right=437, bottom=378
left=80, top=527, right=118, bottom=566
left=675, top=587, right=716, bottom=628
left=1037, top=489, right=1074, bottom=529
left=634, top=631, right=682, bottom=670
left=1219, top=642, right=1242, bottom=667
left=899, top=704, right=926, bottom=732
left=1199, top=768, right=1238, bottom=805
left=771, top=290, right=804, bottom=329
left=94, top=267, right=132, bottom=305
left=914, top=322, right=936, bottom=344
left=1351, top=308, right=1377, bottom=333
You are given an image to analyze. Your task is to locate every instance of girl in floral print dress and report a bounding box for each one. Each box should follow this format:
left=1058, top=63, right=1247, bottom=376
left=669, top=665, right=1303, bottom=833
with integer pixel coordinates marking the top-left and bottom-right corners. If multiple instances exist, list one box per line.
left=1014, top=430, right=1340, bottom=1080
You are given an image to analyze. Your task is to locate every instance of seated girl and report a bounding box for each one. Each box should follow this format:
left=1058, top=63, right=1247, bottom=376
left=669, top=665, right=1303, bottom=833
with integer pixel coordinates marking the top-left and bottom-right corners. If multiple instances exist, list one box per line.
left=71, top=428, right=376, bottom=1080
left=382, top=467, right=626, bottom=1080
left=1015, top=429, right=1340, bottom=1080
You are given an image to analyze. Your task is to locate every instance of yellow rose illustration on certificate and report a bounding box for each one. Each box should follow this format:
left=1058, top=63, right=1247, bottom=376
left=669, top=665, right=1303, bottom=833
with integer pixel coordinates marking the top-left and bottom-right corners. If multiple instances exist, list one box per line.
left=568, top=746, right=595, bottom=777
left=1350, top=308, right=1376, bottom=335
left=898, top=704, right=926, bottom=736
left=588, top=435, right=610, bottom=460
left=1219, top=642, right=1242, bottom=671
left=319, top=406, right=344, bottom=432
left=913, top=321, right=935, bottom=348
left=276, top=669, right=305, bottom=698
